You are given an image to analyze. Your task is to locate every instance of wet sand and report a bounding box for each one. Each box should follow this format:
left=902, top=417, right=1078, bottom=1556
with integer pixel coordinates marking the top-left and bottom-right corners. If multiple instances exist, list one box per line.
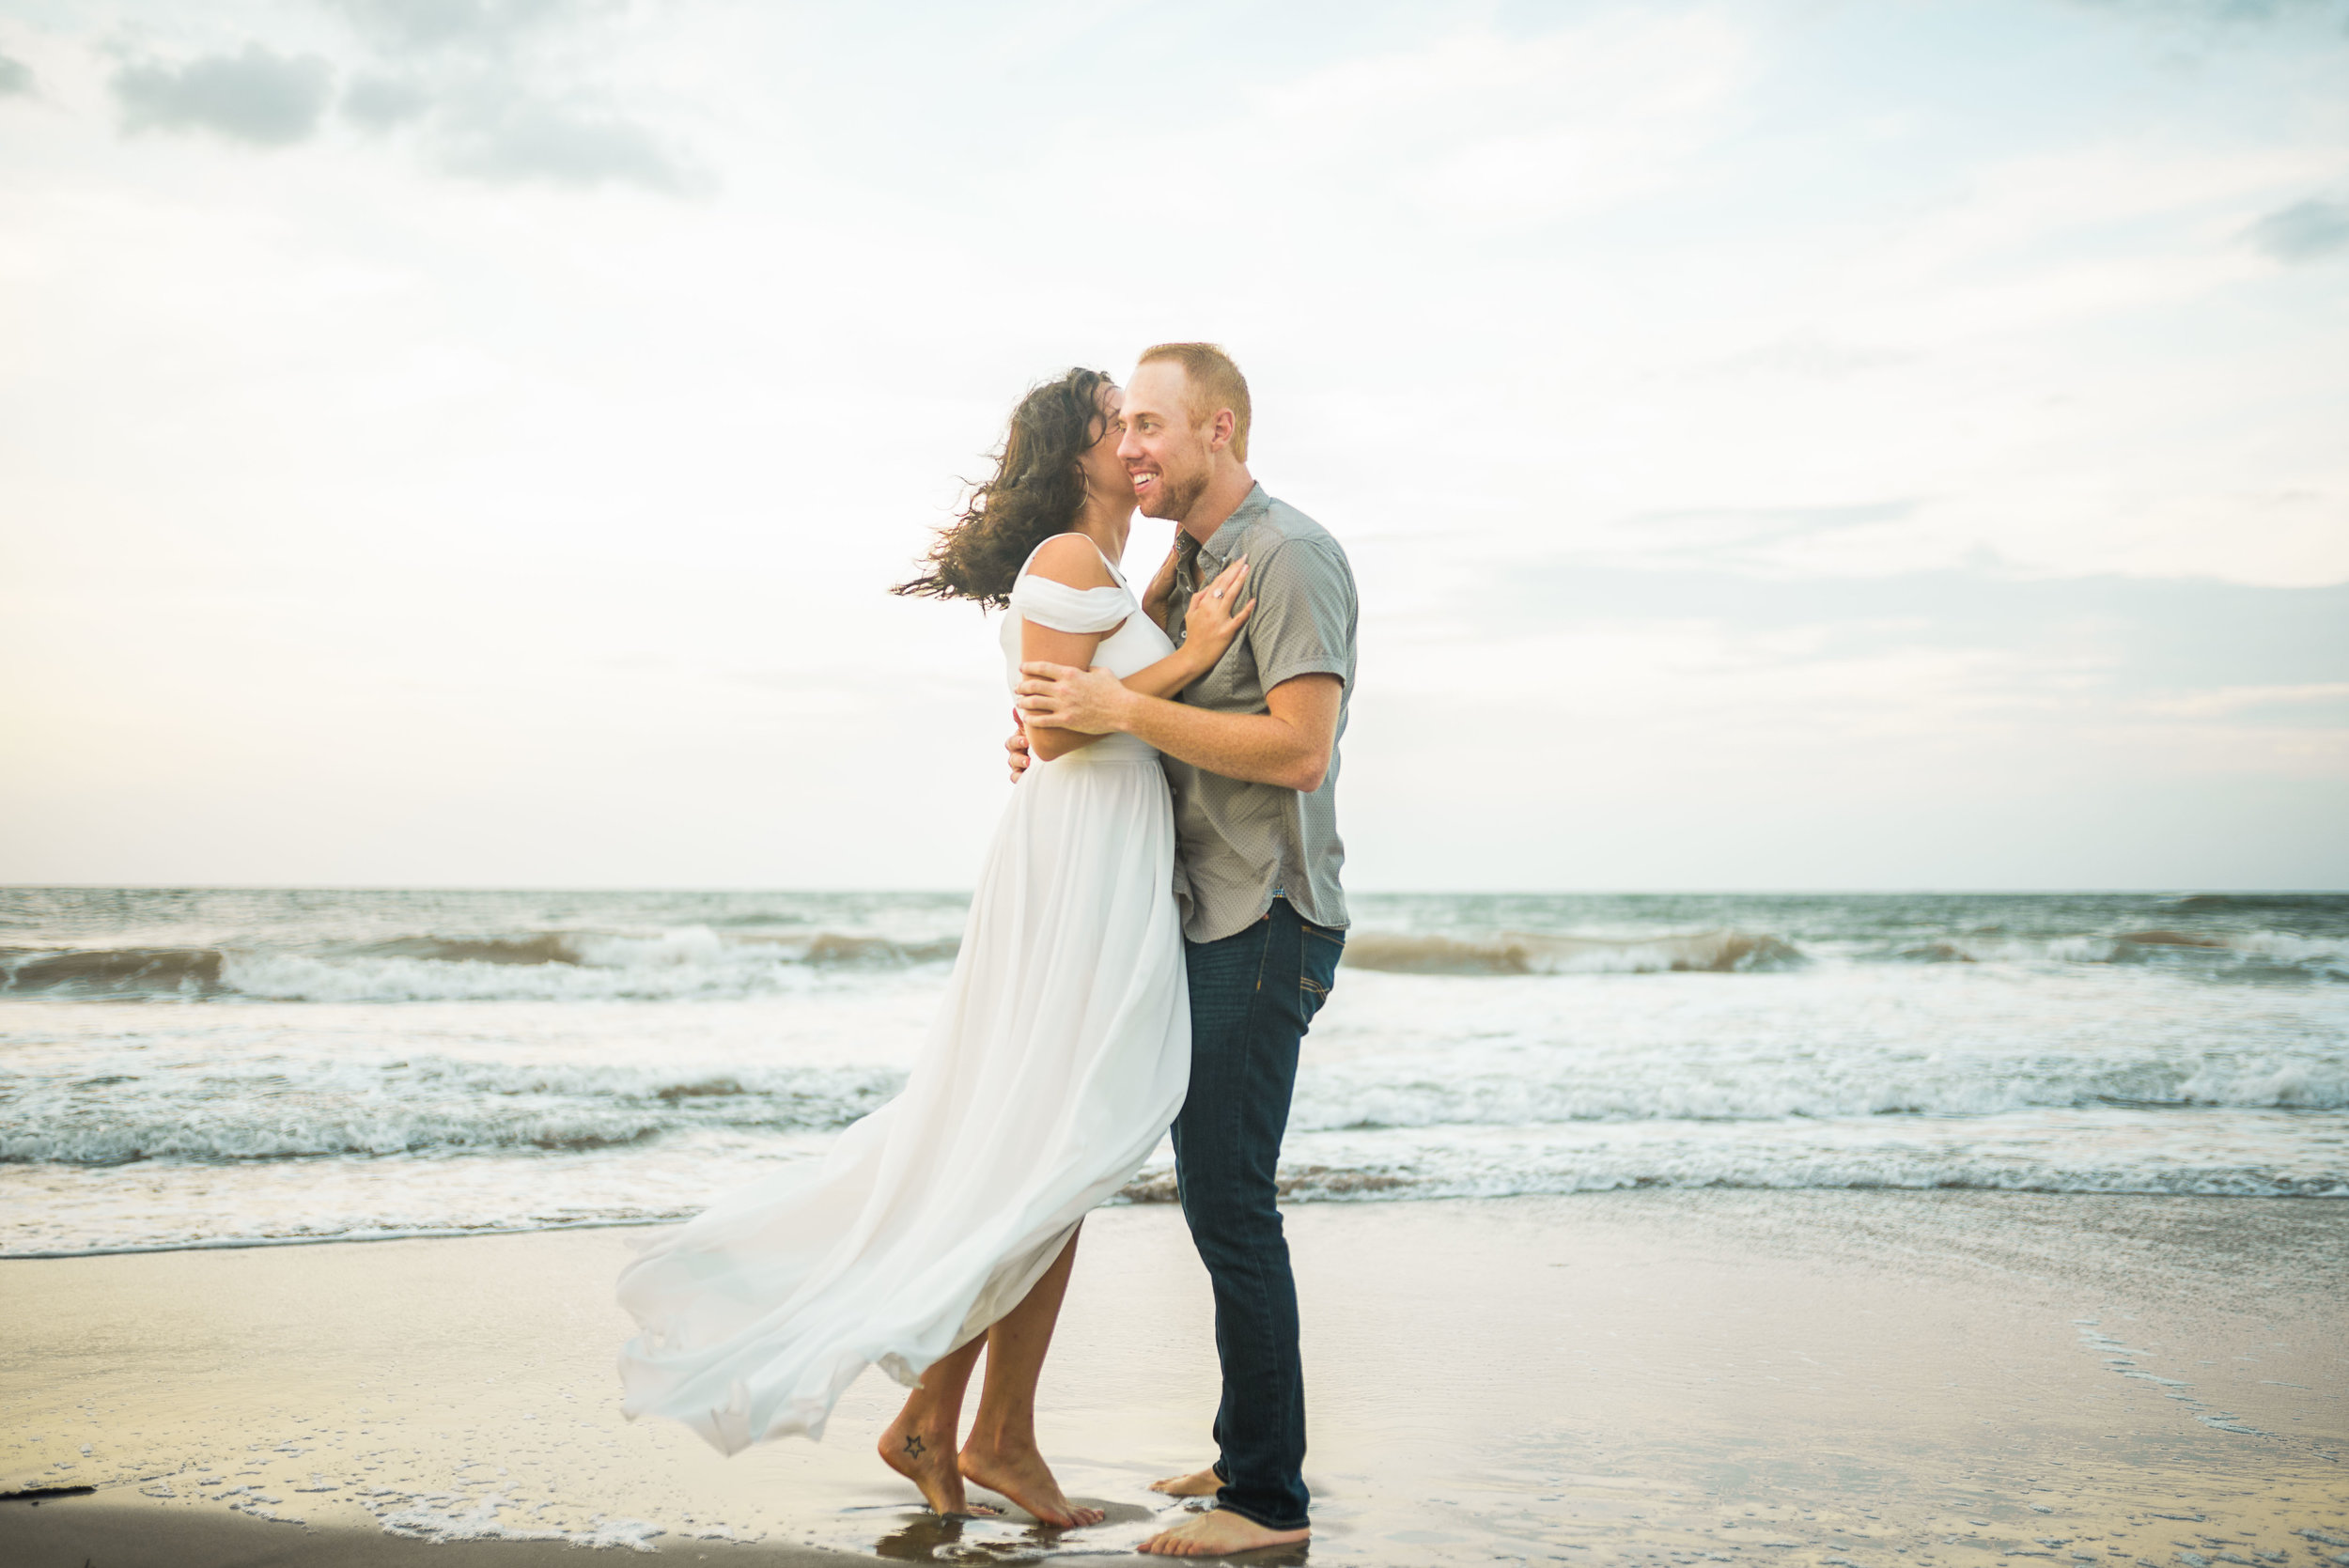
left=4, top=1191, right=2344, bottom=1565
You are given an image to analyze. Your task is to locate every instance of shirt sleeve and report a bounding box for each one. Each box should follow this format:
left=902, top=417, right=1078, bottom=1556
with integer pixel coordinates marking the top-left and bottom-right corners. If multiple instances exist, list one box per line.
left=1008, top=574, right=1133, bottom=634
left=1243, top=538, right=1357, bottom=691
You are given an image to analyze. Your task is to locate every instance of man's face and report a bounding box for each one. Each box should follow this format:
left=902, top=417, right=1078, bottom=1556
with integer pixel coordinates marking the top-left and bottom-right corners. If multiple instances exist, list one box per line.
left=1116, top=361, right=1214, bottom=521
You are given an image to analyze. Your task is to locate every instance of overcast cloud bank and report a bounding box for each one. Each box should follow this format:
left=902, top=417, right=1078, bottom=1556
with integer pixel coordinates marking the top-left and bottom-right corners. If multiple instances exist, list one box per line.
left=1, top=0, right=2341, bottom=888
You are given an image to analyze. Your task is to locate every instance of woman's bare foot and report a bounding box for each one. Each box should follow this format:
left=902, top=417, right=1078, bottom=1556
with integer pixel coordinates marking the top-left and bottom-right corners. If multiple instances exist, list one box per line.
left=1147, top=1467, right=1222, bottom=1498
left=957, top=1437, right=1104, bottom=1529
left=879, top=1415, right=992, bottom=1516
left=1138, top=1508, right=1310, bottom=1557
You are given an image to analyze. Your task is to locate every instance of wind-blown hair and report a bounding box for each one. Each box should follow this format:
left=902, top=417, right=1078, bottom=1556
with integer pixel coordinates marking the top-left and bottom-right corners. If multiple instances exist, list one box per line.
left=893, top=367, right=1113, bottom=609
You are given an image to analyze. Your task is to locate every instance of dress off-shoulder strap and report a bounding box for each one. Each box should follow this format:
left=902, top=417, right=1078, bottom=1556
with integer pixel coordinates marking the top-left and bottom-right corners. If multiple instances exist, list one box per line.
left=1010, top=535, right=1132, bottom=635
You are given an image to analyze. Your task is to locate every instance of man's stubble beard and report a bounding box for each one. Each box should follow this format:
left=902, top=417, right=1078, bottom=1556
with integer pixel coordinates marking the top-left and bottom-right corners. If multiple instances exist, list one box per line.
left=1140, top=464, right=1209, bottom=523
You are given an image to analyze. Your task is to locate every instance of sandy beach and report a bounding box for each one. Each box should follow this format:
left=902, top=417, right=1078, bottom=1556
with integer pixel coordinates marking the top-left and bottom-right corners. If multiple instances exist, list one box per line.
left=5, top=1189, right=2343, bottom=1565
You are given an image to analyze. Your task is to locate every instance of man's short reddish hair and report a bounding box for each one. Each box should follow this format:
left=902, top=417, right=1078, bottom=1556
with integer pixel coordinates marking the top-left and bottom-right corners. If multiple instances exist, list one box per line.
left=1138, top=342, right=1252, bottom=463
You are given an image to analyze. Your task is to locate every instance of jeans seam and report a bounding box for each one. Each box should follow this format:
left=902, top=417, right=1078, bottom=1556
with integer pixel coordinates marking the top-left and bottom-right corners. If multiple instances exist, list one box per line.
left=1198, top=917, right=1270, bottom=1487
left=1185, top=908, right=1311, bottom=1529
left=1223, top=909, right=1294, bottom=1523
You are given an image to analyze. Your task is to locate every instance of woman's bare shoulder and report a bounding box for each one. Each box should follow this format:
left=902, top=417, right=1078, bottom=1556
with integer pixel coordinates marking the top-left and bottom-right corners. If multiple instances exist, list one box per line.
left=1023, top=533, right=1118, bottom=589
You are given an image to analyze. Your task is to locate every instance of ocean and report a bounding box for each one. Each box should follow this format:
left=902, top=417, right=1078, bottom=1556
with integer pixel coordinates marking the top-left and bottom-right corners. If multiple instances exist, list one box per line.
left=2, top=887, right=2343, bottom=1258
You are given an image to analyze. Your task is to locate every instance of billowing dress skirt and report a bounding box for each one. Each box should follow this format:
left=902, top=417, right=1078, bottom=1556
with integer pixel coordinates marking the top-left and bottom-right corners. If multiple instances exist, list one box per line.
left=616, top=554, right=1189, bottom=1452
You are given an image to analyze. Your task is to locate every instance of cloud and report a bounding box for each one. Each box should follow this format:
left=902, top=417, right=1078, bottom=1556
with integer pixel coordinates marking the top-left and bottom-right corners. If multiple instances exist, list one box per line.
left=326, top=0, right=601, bottom=55
left=2146, top=0, right=2343, bottom=16
left=1624, top=502, right=1920, bottom=553
left=2072, top=0, right=2349, bottom=32
left=2139, top=681, right=2349, bottom=718
left=342, top=73, right=431, bottom=131
left=113, top=44, right=334, bottom=147
left=432, top=92, right=695, bottom=191
left=1254, top=17, right=1749, bottom=229
left=0, top=53, right=33, bottom=98
left=2245, top=196, right=2349, bottom=261
left=1472, top=564, right=2349, bottom=697
left=321, top=1, right=693, bottom=192
left=1716, top=333, right=1921, bottom=380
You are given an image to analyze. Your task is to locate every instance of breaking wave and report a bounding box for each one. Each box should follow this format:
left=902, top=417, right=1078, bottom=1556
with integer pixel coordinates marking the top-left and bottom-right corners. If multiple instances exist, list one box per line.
left=1878, top=928, right=2347, bottom=979
left=4, top=889, right=2343, bottom=1254
left=0, top=928, right=965, bottom=1002
left=1341, top=929, right=1805, bottom=976
left=1284, top=1052, right=2349, bottom=1131
left=0, top=1059, right=902, bottom=1165
left=5, top=912, right=2341, bottom=1002
left=8, top=1044, right=2340, bottom=1168
left=0, top=946, right=226, bottom=995
left=1114, top=1154, right=2349, bottom=1205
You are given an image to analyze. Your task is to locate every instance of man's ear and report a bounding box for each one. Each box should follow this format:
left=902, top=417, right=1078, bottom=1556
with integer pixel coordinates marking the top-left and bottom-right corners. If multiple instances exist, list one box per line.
left=1208, top=409, right=1235, bottom=454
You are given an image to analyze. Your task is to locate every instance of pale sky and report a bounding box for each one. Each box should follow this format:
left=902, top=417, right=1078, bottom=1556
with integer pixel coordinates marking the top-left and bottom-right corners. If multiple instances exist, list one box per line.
left=2, top=0, right=2344, bottom=891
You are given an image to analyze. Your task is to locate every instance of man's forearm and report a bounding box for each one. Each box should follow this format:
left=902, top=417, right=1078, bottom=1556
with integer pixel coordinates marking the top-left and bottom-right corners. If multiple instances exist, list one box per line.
left=1031, top=646, right=1211, bottom=762
left=1117, top=691, right=1325, bottom=791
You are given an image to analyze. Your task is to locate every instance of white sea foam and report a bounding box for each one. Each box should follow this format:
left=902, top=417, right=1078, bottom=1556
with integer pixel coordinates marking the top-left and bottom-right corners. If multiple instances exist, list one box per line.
left=8, top=1031, right=2341, bottom=1171
left=3, top=888, right=2344, bottom=1255
left=372, top=1491, right=662, bottom=1551
left=214, top=931, right=944, bottom=1004
left=6, top=891, right=2342, bottom=1003
left=1338, top=928, right=1806, bottom=976
left=1285, top=1048, right=2349, bottom=1131
left=1252, top=1109, right=2349, bottom=1202
left=0, top=1054, right=902, bottom=1163
left=9, top=1101, right=2342, bottom=1257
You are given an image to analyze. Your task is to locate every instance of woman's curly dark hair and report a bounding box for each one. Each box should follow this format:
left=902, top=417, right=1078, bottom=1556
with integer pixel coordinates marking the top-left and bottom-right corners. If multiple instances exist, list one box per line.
left=893, top=366, right=1114, bottom=609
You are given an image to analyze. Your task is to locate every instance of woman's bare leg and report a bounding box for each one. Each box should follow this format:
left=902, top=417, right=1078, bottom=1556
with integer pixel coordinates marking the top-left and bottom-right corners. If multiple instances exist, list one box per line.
left=957, top=1227, right=1105, bottom=1528
left=879, top=1336, right=988, bottom=1515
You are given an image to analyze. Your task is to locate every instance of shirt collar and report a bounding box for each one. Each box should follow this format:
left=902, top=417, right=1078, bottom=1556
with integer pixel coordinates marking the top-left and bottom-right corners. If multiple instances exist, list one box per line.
left=1194, top=484, right=1271, bottom=570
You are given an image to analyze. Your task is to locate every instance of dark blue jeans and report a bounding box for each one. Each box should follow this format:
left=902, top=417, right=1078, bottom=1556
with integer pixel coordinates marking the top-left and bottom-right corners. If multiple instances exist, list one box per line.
left=1170, top=897, right=1344, bottom=1532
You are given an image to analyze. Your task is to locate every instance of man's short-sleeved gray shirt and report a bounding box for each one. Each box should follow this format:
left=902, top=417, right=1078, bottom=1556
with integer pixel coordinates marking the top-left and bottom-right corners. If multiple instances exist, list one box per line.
left=1161, top=484, right=1358, bottom=944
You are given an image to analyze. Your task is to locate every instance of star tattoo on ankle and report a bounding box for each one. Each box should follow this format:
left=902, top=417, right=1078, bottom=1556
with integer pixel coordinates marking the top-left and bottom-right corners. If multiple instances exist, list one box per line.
left=902, top=1434, right=926, bottom=1459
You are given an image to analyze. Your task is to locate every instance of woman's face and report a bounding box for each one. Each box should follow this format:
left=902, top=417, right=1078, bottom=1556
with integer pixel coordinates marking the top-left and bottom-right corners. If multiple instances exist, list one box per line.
left=1077, top=382, right=1130, bottom=517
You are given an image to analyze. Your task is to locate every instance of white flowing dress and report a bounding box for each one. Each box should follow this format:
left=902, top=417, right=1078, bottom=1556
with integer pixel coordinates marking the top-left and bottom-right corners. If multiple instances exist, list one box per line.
left=616, top=539, right=1190, bottom=1453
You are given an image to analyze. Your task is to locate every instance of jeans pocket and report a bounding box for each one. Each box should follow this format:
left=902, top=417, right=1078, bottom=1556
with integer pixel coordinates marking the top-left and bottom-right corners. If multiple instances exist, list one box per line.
left=1298, top=924, right=1343, bottom=1021
left=1298, top=971, right=1330, bottom=1022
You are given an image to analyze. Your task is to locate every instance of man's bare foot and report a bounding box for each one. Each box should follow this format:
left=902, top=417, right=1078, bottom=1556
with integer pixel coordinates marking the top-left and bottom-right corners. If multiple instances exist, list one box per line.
left=957, top=1437, right=1104, bottom=1529
left=878, top=1416, right=992, bottom=1516
left=1138, top=1508, right=1310, bottom=1557
left=1147, top=1467, right=1223, bottom=1498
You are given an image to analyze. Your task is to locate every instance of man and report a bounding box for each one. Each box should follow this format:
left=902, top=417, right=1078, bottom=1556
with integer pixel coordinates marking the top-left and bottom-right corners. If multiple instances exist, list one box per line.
left=1011, top=342, right=1357, bottom=1558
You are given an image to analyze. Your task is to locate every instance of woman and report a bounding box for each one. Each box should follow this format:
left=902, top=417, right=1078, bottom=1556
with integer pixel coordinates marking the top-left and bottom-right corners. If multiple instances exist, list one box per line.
left=615, top=367, right=1253, bottom=1529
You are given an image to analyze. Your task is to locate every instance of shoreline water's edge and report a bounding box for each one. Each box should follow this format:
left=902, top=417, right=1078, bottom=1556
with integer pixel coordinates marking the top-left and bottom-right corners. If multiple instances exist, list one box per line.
left=5, top=1190, right=2342, bottom=1566
left=6, top=1172, right=2348, bottom=1264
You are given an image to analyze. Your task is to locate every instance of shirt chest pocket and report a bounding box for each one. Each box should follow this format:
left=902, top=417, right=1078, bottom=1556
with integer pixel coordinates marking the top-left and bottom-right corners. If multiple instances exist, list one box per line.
left=1188, top=628, right=1260, bottom=706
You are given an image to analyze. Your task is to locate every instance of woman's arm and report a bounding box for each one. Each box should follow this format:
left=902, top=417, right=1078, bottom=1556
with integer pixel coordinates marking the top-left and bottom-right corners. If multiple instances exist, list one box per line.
left=1026, top=645, right=1214, bottom=760
left=1018, top=537, right=1118, bottom=762
left=1005, top=644, right=1208, bottom=772
left=1141, top=539, right=1180, bottom=629
left=1023, top=553, right=1254, bottom=763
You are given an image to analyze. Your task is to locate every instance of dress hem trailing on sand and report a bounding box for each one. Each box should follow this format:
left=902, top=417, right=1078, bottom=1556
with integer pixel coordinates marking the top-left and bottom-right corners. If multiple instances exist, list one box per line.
left=615, top=543, right=1190, bottom=1454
